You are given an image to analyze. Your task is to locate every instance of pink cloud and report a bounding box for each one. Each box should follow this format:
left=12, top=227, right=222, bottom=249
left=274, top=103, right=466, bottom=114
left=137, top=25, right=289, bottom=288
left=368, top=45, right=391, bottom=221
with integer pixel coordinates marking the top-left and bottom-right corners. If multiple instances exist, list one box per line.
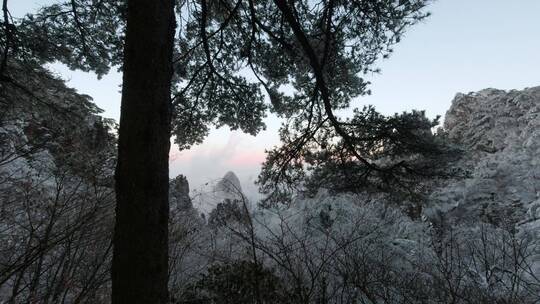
left=225, top=150, right=267, bottom=167
left=169, top=146, right=191, bottom=162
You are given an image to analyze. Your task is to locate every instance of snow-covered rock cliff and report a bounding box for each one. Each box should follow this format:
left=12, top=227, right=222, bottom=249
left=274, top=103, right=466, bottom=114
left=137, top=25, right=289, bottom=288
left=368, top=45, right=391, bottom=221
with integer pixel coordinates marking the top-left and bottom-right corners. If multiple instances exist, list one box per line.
left=429, top=86, right=540, bottom=231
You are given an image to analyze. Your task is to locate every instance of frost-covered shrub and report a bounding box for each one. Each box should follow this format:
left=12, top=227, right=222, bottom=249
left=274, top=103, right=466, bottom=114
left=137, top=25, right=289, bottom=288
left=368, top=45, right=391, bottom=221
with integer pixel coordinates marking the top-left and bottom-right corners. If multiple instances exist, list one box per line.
left=177, top=261, right=291, bottom=304
left=0, top=64, right=116, bottom=303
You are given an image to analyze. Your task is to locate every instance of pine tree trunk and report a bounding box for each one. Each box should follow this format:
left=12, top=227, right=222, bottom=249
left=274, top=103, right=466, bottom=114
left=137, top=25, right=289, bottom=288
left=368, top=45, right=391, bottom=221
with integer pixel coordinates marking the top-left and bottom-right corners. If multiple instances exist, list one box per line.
left=112, top=0, right=175, bottom=302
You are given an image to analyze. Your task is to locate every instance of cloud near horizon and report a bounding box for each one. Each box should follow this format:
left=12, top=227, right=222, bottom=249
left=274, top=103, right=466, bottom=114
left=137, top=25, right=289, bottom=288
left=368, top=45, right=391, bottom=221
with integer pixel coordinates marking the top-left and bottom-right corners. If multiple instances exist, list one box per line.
left=168, top=129, right=276, bottom=198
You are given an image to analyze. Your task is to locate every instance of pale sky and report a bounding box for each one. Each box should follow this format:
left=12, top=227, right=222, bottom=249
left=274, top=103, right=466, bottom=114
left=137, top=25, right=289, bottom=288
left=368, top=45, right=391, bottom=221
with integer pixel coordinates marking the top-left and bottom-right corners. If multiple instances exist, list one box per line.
left=10, top=0, right=540, bottom=198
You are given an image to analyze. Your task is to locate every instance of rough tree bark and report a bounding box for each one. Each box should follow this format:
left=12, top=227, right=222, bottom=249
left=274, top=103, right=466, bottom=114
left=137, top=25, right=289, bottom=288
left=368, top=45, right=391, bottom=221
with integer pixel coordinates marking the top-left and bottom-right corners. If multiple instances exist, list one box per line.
left=112, top=0, right=175, bottom=303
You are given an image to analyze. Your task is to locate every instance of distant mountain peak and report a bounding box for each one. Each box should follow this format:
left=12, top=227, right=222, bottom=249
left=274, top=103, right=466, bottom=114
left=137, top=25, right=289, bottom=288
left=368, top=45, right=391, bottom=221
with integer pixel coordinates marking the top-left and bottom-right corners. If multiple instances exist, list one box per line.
left=215, top=171, right=243, bottom=197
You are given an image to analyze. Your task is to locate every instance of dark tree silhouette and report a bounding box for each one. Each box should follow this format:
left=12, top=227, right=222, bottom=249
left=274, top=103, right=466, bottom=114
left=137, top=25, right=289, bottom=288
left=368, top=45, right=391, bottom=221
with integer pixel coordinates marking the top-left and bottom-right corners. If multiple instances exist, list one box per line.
left=111, top=0, right=175, bottom=303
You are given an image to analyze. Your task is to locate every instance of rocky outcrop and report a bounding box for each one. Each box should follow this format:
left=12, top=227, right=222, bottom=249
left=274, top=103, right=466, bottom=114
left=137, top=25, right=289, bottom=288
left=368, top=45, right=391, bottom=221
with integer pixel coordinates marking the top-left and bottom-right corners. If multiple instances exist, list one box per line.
left=170, top=175, right=193, bottom=211
left=445, top=87, right=540, bottom=154
left=191, top=171, right=247, bottom=214
left=214, top=171, right=243, bottom=199
left=429, top=86, right=540, bottom=230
